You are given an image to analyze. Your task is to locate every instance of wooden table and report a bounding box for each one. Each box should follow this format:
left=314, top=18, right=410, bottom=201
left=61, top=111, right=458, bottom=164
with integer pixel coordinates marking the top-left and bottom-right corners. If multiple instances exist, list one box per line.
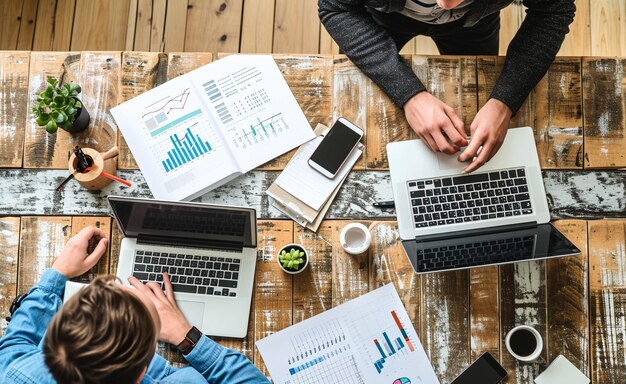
left=0, top=52, right=625, bottom=384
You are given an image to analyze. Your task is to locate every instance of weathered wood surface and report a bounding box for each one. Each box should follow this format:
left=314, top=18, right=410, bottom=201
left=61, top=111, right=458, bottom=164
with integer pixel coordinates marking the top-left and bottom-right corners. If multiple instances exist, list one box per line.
left=583, top=58, right=626, bottom=168
left=184, top=0, right=243, bottom=54
left=0, top=217, right=19, bottom=337
left=1, top=169, right=624, bottom=220
left=69, top=216, right=111, bottom=283
left=588, top=220, right=626, bottom=383
left=469, top=266, right=500, bottom=360
left=0, top=51, right=29, bottom=168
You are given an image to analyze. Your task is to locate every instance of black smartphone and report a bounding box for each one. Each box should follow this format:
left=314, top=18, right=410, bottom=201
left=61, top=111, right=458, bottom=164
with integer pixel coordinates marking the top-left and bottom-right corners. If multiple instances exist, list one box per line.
left=308, top=117, right=363, bottom=178
left=451, top=352, right=507, bottom=384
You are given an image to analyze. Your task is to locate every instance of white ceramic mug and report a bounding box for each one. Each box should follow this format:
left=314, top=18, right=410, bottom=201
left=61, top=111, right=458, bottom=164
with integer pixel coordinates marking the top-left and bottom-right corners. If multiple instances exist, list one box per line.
left=339, top=223, right=371, bottom=255
left=505, top=325, right=543, bottom=362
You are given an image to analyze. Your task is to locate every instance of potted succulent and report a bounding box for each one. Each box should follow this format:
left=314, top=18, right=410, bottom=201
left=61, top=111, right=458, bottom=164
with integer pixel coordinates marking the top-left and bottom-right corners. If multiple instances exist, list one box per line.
left=32, top=78, right=90, bottom=134
left=277, top=243, right=309, bottom=274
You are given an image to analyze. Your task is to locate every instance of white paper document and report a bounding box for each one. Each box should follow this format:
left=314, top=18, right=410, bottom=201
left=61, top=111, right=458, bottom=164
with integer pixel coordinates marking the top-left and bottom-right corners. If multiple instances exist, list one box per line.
left=256, top=284, right=440, bottom=384
left=111, top=55, right=315, bottom=201
left=274, top=136, right=362, bottom=211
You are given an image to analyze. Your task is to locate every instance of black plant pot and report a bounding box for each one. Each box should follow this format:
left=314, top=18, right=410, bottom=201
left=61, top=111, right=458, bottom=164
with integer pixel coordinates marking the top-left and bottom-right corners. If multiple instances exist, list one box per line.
left=65, top=106, right=90, bottom=133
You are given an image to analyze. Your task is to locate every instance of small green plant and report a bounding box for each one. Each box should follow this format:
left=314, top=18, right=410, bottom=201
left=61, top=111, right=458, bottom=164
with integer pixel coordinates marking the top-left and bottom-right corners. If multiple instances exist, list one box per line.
left=279, top=247, right=306, bottom=271
left=32, top=78, right=84, bottom=133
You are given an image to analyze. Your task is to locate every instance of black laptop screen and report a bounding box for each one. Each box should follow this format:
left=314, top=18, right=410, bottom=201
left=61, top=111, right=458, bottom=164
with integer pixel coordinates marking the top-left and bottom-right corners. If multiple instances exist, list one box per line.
left=109, top=197, right=256, bottom=247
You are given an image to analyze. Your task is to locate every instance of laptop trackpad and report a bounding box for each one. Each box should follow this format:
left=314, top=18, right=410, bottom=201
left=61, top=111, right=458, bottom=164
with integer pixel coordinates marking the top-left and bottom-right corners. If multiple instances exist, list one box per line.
left=177, top=301, right=205, bottom=327
left=437, top=152, right=464, bottom=171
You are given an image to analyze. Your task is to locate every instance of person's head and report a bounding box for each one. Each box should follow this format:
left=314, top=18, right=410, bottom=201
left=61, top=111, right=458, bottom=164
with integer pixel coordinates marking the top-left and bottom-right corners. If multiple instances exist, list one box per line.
left=44, top=275, right=160, bottom=384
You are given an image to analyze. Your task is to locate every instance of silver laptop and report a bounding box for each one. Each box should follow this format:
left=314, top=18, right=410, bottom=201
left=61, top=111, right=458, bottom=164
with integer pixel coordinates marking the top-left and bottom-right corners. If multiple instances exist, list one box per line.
left=387, top=127, right=580, bottom=273
left=108, top=196, right=257, bottom=337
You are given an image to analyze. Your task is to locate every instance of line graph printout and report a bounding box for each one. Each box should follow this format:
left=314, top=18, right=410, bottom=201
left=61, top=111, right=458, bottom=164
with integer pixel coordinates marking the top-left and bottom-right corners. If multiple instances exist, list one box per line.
left=256, top=284, right=439, bottom=384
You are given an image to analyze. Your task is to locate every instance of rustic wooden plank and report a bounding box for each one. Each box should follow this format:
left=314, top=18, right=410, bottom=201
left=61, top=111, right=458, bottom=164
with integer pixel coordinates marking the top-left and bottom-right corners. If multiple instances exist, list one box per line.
left=477, top=57, right=584, bottom=169
left=118, top=51, right=164, bottom=169
left=125, top=0, right=138, bottom=50
left=16, top=0, right=40, bottom=50
left=253, top=220, right=293, bottom=374
left=184, top=0, right=243, bottom=53
left=33, top=0, right=77, bottom=50
left=24, top=51, right=76, bottom=169
left=327, top=221, right=369, bottom=305
left=0, top=0, right=23, bottom=50
left=240, top=0, right=275, bottom=53
left=414, top=35, right=439, bottom=55
left=588, top=220, right=626, bottom=383
left=273, top=0, right=320, bottom=54
left=69, top=216, right=111, bottom=283
left=421, top=270, right=470, bottom=382
left=583, top=58, right=626, bottom=168
left=590, top=0, right=626, bottom=56
left=133, top=0, right=152, bottom=51
left=333, top=55, right=367, bottom=170
left=469, top=266, right=500, bottom=360
left=258, top=55, right=332, bottom=170
left=319, top=24, right=339, bottom=55
left=70, top=0, right=131, bottom=51
left=17, top=216, right=72, bottom=294
left=162, top=0, right=187, bottom=52
left=166, top=52, right=213, bottom=80
left=368, top=221, right=421, bottom=338
left=365, top=55, right=412, bottom=170
left=108, top=219, right=123, bottom=276
left=293, top=225, right=333, bottom=323
left=2, top=169, right=625, bottom=221
left=498, top=2, right=525, bottom=55
left=500, top=261, right=548, bottom=383
left=558, top=0, right=591, bottom=56
left=0, top=51, right=29, bottom=168
left=150, top=0, right=167, bottom=52
left=546, top=220, right=589, bottom=376
left=0, top=217, right=20, bottom=337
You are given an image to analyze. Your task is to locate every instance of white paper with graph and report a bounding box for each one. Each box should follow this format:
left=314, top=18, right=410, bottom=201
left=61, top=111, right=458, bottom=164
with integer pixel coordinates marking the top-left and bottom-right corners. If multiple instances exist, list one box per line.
left=256, top=284, right=440, bottom=384
left=111, top=55, right=314, bottom=201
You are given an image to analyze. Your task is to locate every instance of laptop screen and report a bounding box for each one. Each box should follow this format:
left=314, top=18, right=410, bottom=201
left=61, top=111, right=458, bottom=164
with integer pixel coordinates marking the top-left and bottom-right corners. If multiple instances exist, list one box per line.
left=108, top=196, right=256, bottom=247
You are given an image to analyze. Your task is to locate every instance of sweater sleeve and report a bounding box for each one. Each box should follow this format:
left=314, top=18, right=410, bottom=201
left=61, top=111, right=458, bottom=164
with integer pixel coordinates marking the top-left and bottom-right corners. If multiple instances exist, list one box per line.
left=318, top=0, right=426, bottom=108
left=489, top=0, right=575, bottom=114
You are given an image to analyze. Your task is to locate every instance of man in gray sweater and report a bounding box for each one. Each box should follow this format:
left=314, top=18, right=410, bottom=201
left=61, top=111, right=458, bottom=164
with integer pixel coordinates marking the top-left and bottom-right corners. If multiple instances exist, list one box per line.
left=319, top=0, right=575, bottom=172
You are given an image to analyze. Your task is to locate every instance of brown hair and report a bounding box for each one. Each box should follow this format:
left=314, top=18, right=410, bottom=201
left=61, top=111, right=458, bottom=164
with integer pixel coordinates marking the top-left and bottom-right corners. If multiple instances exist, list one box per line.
left=44, top=275, right=157, bottom=384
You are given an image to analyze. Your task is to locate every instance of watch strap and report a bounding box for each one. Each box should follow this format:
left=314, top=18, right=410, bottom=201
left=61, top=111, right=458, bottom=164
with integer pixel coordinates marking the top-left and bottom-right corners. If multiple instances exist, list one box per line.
left=176, top=326, right=202, bottom=355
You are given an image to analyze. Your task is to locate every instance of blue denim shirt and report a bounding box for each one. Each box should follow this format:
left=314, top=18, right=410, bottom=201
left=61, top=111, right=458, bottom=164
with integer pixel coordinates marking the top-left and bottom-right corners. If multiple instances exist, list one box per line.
left=0, top=269, right=269, bottom=383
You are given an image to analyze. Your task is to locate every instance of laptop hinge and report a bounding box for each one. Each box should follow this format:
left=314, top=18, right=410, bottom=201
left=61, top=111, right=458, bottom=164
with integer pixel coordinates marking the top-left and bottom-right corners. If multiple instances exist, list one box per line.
left=414, top=222, right=538, bottom=243
left=137, top=234, right=244, bottom=252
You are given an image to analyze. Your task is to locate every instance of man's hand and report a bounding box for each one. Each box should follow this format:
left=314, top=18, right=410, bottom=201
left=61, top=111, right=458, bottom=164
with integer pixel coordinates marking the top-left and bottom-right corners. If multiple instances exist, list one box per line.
left=458, top=98, right=513, bottom=173
left=128, top=273, right=191, bottom=345
left=52, top=226, right=108, bottom=278
left=403, top=91, right=468, bottom=153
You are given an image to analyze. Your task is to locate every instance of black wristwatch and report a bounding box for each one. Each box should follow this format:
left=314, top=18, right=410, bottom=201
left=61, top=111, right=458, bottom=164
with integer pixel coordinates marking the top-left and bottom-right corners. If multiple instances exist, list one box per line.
left=176, top=326, right=202, bottom=355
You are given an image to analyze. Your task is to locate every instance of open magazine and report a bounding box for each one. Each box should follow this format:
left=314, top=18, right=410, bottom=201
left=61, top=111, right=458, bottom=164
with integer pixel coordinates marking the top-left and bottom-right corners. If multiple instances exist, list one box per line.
left=111, top=55, right=315, bottom=201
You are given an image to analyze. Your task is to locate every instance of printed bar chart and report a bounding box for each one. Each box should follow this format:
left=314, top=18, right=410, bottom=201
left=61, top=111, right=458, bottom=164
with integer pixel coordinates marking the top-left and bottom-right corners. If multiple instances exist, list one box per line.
left=161, top=124, right=212, bottom=173
left=372, top=310, right=416, bottom=374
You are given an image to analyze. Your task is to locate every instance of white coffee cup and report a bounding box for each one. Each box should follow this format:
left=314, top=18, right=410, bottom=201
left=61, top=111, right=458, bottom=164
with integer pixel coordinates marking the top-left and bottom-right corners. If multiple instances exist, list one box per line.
left=505, top=325, right=543, bottom=362
left=339, top=223, right=371, bottom=255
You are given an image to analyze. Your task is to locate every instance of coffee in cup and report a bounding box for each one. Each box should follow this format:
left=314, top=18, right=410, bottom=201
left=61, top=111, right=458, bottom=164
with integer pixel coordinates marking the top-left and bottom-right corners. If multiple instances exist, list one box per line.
left=505, top=325, right=543, bottom=362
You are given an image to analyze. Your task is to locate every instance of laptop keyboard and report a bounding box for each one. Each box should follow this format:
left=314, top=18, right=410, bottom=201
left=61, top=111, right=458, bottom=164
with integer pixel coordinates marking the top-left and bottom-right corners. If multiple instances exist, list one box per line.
left=408, top=167, right=533, bottom=229
left=132, top=250, right=241, bottom=298
left=416, top=236, right=535, bottom=272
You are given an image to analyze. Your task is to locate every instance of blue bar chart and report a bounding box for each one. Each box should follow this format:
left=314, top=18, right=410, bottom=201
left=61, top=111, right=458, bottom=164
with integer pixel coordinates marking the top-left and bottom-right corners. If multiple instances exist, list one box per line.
left=372, top=311, right=416, bottom=374
left=160, top=123, right=213, bottom=173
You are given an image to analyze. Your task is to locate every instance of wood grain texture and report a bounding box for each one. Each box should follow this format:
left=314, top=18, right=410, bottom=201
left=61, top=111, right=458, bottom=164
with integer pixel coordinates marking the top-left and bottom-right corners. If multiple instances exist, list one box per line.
left=0, top=217, right=20, bottom=337
left=166, top=52, right=213, bottom=80
left=328, top=221, right=370, bottom=306
left=184, top=0, right=243, bottom=53
left=125, top=0, right=138, bottom=50
left=0, top=51, right=29, bottom=168
left=253, top=220, right=293, bottom=375
left=24, top=51, right=76, bottom=169
left=108, top=219, right=123, bottom=277
left=588, top=220, right=626, bottom=383
left=413, top=35, right=439, bottom=55
left=17, top=216, right=71, bottom=294
left=150, top=0, right=167, bottom=52
left=582, top=58, right=626, bottom=168
left=319, top=24, right=339, bottom=55
left=546, top=220, right=589, bottom=376
left=69, top=216, right=111, bottom=283
left=0, top=0, right=24, bottom=50
left=162, top=0, right=188, bottom=52
left=421, top=270, right=470, bottom=382
left=469, top=266, right=500, bottom=360
left=332, top=56, right=367, bottom=170
left=240, top=0, right=275, bottom=54
left=273, top=0, right=319, bottom=54
left=558, top=0, right=591, bottom=56
left=498, top=2, right=525, bottom=55
left=32, top=0, right=77, bottom=50
left=133, top=0, right=153, bottom=51
left=16, top=0, right=40, bottom=50
left=500, top=261, right=548, bottom=384
left=70, top=0, right=131, bottom=50
left=118, top=51, right=164, bottom=169
left=590, top=0, right=626, bottom=56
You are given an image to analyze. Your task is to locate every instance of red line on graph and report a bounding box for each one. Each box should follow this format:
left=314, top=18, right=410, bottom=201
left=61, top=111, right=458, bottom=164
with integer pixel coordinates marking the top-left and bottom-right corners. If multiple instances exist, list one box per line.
left=391, top=311, right=415, bottom=352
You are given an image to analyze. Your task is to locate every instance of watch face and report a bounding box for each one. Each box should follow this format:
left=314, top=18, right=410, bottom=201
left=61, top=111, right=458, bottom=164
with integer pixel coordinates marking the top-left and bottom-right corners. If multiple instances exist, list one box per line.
left=177, top=326, right=202, bottom=354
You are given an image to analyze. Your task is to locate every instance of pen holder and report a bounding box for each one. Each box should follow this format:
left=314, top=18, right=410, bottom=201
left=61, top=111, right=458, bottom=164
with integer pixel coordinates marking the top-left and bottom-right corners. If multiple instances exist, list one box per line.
left=68, top=146, right=118, bottom=190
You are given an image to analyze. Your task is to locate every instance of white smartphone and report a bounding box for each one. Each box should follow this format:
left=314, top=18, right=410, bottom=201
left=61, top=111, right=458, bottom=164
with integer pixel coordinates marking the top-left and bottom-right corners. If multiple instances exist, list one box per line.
left=308, top=117, right=363, bottom=178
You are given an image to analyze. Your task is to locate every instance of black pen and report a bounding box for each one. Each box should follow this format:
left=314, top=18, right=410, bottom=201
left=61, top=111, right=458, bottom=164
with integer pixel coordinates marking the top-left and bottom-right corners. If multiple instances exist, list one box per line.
left=373, top=200, right=395, bottom=208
